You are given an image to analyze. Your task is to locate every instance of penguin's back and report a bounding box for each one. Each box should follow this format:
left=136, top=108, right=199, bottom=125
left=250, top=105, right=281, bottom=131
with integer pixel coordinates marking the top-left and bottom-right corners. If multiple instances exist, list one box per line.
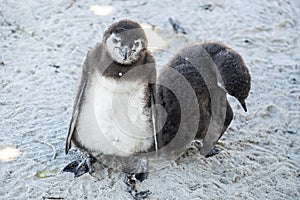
left=156, top=44, right=231, bottom=153
left=157, top=62, right=211, bottom=147
left=201, top=42, right=251, bottom=101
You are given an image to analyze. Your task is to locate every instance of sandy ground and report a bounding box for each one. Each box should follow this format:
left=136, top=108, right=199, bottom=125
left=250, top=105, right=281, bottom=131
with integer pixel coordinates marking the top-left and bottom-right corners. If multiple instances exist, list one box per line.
left=0, top=0, right=299, bottom=199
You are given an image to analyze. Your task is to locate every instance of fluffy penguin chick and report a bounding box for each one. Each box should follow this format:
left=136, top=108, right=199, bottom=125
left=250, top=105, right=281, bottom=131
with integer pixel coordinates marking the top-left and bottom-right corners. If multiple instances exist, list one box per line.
left=157, top=42, right=251, bottom=157
left=64, top=20, right=156, bottom=179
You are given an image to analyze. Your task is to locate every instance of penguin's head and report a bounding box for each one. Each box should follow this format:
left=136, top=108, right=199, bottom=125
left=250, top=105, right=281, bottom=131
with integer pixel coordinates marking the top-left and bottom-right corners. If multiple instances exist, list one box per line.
left=215, top=49, right=251, bottom=112
left=202, top=42, right=251, bottom=112
left=103, top=20, right=148, bottom=65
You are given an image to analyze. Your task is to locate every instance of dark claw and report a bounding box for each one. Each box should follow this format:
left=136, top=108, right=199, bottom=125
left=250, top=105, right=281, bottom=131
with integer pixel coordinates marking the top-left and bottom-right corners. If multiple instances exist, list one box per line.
left=124, top=174, right=137, bottom=193
left=134, top=190, right=150, bottom=200
left=192, top=140, right=202, bottom=151
left=63, top=160, right=81, bottom=173
left=191, top=141, right=220, bottom=158
left=63, top=156, right=93, bottom=177
left=205, top=146, right=220, bottom=158
left=135, top=172, right=148, bottom=183
left=74, top=159, right=90, bottom=177
left=124, top=173, right=151, bottom=200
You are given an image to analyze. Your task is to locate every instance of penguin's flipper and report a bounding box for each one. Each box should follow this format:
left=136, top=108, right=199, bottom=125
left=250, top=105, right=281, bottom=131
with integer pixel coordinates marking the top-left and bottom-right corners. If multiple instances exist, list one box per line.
left=63, top=153, right=94, bottom=177
left=65, top=79, right=88, bottom=154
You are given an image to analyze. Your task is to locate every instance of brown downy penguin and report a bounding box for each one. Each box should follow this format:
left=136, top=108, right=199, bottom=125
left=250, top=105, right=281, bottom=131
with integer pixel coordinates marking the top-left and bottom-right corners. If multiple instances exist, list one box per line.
left=156, top=42, right=251, bottom=157
left=63, top=20, right=156, bottom=197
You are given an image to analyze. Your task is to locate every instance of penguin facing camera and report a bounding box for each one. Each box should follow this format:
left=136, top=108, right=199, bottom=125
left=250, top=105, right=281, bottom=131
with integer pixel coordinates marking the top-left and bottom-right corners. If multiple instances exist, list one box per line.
left=63, top=19, right=157, bottom=198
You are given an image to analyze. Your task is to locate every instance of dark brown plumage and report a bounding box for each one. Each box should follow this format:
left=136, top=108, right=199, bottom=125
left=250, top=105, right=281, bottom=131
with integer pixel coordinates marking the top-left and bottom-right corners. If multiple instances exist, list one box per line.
left=201, top=42, right=251, bottom=111
left=156, top=42, right=251, bottom=156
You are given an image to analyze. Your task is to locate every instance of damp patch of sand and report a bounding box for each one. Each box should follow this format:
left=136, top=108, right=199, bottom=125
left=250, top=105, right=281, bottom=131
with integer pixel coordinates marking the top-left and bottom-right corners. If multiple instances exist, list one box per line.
left=0, top=0, right=299, bottom=199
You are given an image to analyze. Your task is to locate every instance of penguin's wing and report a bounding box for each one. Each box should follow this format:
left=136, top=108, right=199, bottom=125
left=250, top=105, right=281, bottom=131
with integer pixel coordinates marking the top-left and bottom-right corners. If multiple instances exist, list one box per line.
left=65, top=43, right=100, bottom=154
left=65, top=78, right=87, bottom=154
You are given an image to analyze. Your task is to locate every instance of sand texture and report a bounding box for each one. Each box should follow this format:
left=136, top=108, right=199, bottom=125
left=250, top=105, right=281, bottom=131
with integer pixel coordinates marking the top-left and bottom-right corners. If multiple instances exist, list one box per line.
left=0, top=0, right=299, bottom=199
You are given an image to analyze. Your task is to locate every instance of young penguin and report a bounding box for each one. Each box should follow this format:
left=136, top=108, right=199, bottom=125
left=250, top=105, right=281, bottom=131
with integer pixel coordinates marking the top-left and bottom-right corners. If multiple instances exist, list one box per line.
left=64, top=20, right=157, bottom=190
left=157, top=42, right=251, bottom=157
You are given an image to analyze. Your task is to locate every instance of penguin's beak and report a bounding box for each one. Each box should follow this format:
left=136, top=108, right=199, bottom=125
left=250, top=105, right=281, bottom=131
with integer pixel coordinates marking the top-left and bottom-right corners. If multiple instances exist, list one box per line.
left=122, top=47, right=131, bottom=61
left=123, top=50, right=128, bottom=61
left=239, top=99, right=247, bottom=112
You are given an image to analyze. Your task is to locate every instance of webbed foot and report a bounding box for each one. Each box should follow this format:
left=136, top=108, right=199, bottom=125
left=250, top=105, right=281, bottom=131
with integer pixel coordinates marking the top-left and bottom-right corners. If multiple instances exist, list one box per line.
left=63, top=154, right=94, bottom=177
left=134, top=172, right=148, bottom=183
left=192, top=141, right=220, bottom=158
left=124, top=173, right=150, bottom=200
left=205, top=146, right=220, bottom=158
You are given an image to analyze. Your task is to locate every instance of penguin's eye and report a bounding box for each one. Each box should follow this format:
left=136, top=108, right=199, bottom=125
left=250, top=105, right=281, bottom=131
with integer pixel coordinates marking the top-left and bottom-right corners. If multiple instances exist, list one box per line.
left=134, top=41, right=140, bottom=48
left=112, top=38, right=120, bottom=44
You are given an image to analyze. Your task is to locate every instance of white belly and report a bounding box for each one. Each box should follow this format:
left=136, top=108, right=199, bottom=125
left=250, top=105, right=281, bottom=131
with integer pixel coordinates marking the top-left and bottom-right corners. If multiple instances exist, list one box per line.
left=76, top=74, right=153, bottom=157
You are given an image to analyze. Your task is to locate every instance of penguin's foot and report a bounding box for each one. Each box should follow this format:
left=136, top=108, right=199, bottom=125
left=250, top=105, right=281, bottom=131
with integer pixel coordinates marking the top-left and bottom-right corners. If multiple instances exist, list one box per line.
left=191, top=140, right=202, bottom=150
left=63, top=154, right=94, bottom=177
left=124, top=173, right=150, bottom=200
left=191, top=141, right=220, bottom=158
left=134, top=172, right=148, bottom=183
left=205, top=146, right=220, bottom=158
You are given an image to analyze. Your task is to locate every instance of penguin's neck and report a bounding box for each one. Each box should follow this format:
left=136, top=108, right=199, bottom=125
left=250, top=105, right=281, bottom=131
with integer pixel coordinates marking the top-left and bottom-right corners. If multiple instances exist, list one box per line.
left=100, top=48, right=147, bottom=81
